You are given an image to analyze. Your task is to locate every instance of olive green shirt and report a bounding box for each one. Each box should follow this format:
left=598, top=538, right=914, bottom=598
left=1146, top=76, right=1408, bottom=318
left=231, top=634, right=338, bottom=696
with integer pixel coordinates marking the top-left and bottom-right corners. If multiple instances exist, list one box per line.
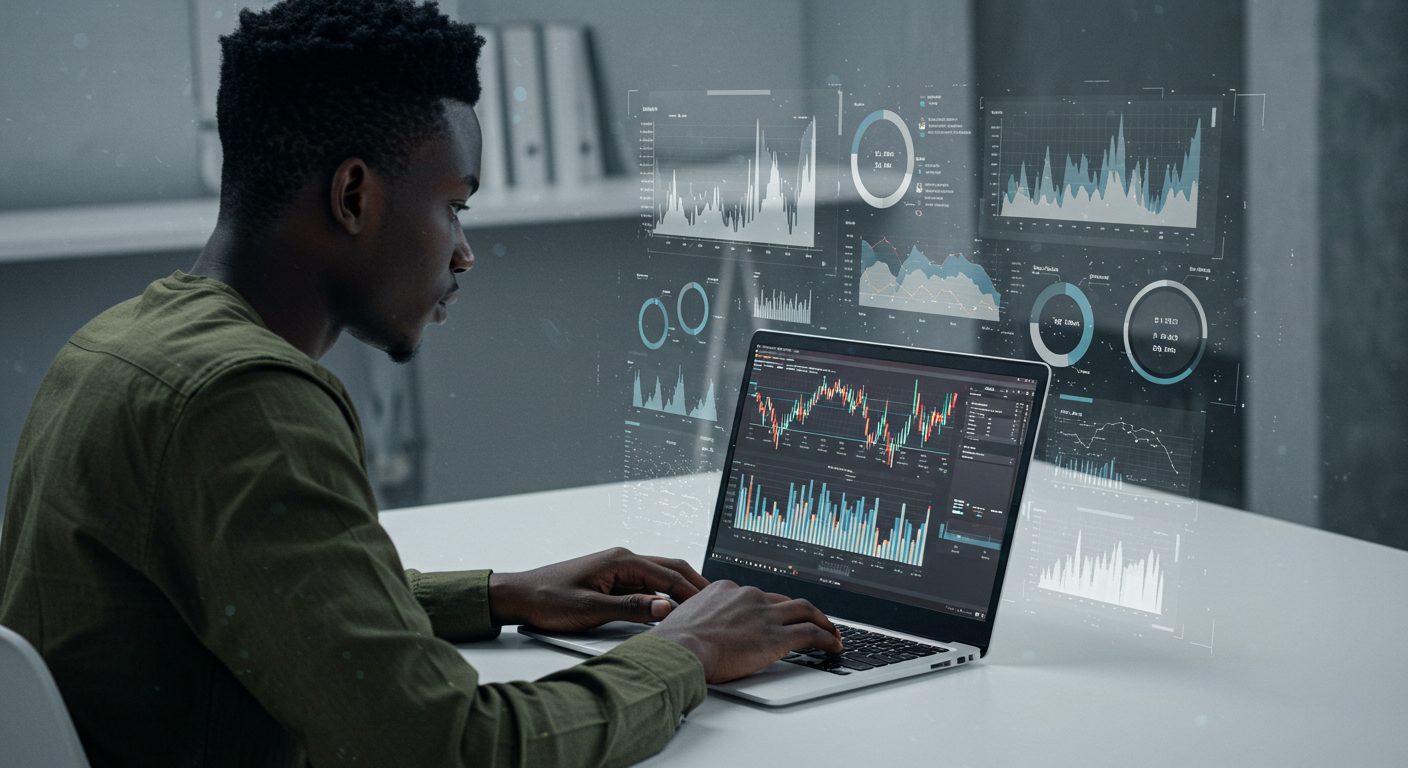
left=0, top=272, right=705, bottom=767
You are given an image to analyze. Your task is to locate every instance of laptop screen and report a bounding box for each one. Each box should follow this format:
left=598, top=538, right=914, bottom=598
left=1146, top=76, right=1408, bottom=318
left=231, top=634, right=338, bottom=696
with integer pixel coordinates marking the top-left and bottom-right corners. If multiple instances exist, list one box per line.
left=706, top=336, right=1044, bottom=624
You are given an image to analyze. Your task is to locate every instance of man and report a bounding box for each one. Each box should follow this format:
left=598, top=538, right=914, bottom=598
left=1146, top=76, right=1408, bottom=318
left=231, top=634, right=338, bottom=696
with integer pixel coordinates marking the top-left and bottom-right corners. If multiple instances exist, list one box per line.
left=0, top=1, right=841, bottom=765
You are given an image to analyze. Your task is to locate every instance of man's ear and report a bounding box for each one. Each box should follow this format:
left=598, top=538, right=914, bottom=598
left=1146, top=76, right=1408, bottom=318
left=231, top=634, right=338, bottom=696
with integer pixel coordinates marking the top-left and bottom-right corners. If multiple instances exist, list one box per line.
left=329, top=157, right=377, bottom=236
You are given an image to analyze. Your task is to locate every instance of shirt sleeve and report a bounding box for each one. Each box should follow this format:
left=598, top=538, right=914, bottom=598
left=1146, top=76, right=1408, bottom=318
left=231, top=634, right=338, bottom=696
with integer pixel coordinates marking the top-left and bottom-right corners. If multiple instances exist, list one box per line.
left=146, top=363, right=706, bottom=767
left=405, top=568, right=500, bottom=643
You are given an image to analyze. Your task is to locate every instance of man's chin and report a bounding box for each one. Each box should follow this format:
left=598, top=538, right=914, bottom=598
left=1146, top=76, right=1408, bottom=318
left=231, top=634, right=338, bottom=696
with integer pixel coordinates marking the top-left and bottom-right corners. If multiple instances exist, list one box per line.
left=347, top=326, right=420, bottom=365
left=386, top=344, right=418, bottom=364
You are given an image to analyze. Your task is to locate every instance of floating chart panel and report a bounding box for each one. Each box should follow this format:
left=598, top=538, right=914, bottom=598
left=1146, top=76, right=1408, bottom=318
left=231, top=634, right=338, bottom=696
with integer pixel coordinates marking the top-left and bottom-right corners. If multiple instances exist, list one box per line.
left=858, top=237, right=1002, bottom=321
left=1043, top=395, right=1206, bottom=499
left=631, top=366, right=719, bottom=422
left=752, top=287, right=813, bottom=325
left=634, top=89, right=839, bottom=271
left=1027, top=502, right=1182, bottom=620
left=980, top=96, right=1223, bottom=254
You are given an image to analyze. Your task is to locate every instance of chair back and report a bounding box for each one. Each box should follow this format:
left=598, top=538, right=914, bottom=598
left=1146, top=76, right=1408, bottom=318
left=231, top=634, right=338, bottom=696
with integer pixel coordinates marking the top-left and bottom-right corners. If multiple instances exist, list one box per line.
left=0, top=624, right=91, bottom=768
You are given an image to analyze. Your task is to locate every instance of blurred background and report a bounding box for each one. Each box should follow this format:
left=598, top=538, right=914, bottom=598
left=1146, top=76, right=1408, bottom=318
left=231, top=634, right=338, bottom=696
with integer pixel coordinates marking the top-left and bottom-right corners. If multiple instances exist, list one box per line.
left=0, top=0, right=1403, bottom=562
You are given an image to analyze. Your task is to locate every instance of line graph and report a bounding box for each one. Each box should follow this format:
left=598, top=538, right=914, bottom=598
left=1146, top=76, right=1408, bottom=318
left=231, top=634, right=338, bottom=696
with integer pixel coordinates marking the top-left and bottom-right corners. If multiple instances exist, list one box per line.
left=750, top=376, right=958, bottom=467
left=1042, top=398, right=1205, bottom=497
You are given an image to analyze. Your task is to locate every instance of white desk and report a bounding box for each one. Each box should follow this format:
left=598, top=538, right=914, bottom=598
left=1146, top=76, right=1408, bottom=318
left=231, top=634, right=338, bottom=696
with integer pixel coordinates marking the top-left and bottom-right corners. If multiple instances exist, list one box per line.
left=381, top=467, right=1408, bottom=766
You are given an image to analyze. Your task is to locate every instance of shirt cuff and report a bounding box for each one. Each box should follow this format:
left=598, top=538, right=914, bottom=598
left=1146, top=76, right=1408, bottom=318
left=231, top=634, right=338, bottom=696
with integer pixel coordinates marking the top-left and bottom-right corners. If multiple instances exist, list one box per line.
left=405, top=569, right=501, bottom=643
left=603, top=634, right=708, bottom=718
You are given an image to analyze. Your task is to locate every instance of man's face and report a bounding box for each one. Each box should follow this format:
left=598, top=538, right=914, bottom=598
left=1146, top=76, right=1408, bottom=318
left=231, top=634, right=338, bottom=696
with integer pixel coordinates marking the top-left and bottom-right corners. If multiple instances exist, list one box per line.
left=342, top=101, right=481, bottom=362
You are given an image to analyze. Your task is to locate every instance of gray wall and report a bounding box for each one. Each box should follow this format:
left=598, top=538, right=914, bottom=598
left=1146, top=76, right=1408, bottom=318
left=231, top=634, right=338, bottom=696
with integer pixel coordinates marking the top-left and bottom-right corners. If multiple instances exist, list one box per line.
left=1318, top=1, right=1408, bottom=548
left=1245, top=0, right=1321, bottom=527
left=0, top=0, right=204, bottom=209
left=0, top=0, right=813, bottom=509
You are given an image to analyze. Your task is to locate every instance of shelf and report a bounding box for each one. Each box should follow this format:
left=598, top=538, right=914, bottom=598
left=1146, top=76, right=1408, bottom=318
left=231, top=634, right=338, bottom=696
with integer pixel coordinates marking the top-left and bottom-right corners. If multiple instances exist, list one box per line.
left=0, top=176, right=642, bottom=265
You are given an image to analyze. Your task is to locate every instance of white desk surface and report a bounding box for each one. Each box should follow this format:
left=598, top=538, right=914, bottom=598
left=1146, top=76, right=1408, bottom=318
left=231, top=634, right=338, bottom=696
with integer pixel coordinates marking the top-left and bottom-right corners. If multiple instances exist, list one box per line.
left=380, top=467, right=1408, bottom=767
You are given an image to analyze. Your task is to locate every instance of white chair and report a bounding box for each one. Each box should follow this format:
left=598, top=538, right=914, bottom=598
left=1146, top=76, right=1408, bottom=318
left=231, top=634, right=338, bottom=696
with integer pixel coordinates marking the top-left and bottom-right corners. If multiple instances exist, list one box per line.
left=0, top=624, right=91, bottom=768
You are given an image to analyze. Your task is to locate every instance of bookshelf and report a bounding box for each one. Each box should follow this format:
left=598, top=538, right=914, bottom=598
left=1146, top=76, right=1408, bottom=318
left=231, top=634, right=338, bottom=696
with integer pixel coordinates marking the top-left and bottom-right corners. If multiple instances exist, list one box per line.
left=0, top=176, right=641, bottom=265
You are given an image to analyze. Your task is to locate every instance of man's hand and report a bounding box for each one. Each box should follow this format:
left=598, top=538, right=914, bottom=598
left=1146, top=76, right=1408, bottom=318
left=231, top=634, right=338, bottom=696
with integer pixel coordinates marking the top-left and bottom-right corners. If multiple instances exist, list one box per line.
left=488, top=547, right=709, bottom=632
left=647, top=580, right=843, bottom=684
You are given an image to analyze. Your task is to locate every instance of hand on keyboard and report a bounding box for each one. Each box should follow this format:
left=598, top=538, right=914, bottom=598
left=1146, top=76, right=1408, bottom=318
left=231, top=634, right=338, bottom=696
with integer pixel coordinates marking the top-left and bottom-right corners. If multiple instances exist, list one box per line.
left=648, top=581, right=844, bottom=683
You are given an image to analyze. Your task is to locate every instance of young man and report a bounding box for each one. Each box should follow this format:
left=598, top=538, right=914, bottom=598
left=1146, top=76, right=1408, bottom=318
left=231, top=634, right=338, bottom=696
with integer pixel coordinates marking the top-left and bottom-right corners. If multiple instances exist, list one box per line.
left=0, top=1, right=841, bottom=765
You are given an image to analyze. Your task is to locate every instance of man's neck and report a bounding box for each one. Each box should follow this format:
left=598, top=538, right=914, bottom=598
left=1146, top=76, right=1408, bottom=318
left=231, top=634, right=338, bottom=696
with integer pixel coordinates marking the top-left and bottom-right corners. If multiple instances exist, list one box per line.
left=191, top=220, right=341, bottom=360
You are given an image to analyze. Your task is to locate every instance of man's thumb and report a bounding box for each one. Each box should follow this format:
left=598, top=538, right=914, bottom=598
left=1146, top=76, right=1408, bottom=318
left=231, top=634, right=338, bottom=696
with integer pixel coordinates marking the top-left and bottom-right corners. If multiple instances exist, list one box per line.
left=616, top=593, right=673, bottom=620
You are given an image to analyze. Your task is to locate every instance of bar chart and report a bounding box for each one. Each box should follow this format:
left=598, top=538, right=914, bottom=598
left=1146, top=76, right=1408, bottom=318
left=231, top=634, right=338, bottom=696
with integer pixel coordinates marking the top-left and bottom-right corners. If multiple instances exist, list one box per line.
left=732, top=472, right=931, bottom=567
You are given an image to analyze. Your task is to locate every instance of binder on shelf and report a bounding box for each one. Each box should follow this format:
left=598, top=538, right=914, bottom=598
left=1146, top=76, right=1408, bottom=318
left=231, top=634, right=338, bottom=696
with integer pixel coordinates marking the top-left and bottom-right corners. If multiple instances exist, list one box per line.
left=543, top=23, right=606, bottom=187
left=500, top=24, right=551, bottom=186
left=474, top=25, right=508, bottom=198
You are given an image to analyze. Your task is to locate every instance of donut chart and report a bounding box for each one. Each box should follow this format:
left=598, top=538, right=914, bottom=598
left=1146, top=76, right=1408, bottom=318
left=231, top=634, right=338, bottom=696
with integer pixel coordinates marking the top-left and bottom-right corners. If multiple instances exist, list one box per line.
left=1123, top=280, right=1207, bottom=385
left=850, top=110, right=915, bottom=208
left=1029, top=282, right=1094, bottom=368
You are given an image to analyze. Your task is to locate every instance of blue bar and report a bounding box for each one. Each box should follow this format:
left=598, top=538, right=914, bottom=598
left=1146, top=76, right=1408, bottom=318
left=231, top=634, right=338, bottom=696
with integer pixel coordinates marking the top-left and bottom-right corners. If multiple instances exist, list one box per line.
left=1059, top=394, right=1095, bottom=403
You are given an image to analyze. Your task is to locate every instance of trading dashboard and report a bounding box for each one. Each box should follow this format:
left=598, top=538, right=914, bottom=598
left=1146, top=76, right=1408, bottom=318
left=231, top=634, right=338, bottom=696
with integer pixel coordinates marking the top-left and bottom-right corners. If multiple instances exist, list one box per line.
left=709, top=343, right=1038, bottom=622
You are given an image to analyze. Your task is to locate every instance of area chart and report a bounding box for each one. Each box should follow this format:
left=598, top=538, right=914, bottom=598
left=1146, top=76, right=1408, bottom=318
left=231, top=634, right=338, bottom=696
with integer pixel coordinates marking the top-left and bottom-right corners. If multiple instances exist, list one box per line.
left=979, top=96, right=1222, bottom=253
left=1037, top=530, right=1166, bottom=615
left=652, top=119, right=818, bottom=248
left=858, top=238, right=1001, bottom=320
left=632, top=368, right=719, bottom=422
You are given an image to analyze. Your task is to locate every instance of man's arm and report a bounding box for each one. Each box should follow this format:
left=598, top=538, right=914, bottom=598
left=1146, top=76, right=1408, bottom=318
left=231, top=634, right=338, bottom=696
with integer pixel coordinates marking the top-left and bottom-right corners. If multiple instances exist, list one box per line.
left=146, top=363, right=704, bottom=767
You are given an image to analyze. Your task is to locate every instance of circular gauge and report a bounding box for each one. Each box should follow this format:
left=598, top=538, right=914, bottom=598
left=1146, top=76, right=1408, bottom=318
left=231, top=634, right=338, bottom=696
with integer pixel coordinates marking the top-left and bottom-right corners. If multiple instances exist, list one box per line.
left=850, top=110, right=915, bottom=208
left=1029, top=282, right=1094, bottom=368
left=677, top=282, right=709, bottom=336
left=1123, top=280, right=1207, bottom=385
left=638, top=297, right=669, bottom=350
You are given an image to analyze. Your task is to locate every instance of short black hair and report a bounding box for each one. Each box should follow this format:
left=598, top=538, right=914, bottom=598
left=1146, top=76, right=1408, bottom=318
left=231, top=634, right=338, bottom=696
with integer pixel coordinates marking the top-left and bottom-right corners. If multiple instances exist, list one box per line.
left=216, top=0, right=484, bottom=227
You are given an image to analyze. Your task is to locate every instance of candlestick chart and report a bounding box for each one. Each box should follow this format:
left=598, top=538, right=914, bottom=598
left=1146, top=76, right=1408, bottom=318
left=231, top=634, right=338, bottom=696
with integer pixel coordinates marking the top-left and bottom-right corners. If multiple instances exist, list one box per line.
left=748, top=375, right=959, bottom=468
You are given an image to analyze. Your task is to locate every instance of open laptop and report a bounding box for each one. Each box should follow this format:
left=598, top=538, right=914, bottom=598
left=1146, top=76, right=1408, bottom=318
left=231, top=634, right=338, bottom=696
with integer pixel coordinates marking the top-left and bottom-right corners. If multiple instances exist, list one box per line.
left=522, top=330, right=1050, bottom=706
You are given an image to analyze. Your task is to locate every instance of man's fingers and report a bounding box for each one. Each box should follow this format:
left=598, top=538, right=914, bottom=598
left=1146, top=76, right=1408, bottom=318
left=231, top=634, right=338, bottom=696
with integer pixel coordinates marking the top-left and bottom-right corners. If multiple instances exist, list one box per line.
left=786, top=622, right=844, bottom=654
left=615, top=557, right=704, bottom=601
left=643, top=555, right=710, bottom=591
left=771, top=598, right=841, bottom=639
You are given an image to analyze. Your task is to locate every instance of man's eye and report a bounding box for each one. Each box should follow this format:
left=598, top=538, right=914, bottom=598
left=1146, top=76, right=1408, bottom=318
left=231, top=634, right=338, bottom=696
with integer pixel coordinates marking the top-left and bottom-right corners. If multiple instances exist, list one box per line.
left=450, top=203, right=469, bottom=218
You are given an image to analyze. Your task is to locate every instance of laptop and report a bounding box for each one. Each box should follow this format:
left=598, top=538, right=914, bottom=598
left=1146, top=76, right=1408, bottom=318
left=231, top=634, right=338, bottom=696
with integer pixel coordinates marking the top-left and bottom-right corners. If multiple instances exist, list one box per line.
left=522, top=330, right=1050, bottom=706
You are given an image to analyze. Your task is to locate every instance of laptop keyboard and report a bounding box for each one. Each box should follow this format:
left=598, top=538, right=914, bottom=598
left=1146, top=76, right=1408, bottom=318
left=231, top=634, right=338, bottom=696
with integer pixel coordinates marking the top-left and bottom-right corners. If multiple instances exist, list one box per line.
left=781, top=623, right=949, bottom=675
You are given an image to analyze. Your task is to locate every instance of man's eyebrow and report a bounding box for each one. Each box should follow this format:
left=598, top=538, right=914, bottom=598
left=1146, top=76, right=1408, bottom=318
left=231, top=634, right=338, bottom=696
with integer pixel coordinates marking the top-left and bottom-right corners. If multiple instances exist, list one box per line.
left=462, top=174, right=480, bottom=195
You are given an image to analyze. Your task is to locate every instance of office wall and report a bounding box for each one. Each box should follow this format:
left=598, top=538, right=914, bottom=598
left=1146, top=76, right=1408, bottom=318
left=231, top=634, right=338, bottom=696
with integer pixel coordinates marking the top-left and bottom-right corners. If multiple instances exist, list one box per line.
left=1245, top=0, right=1321, bottom=527
left=0, top=0, right=204, bottom=209
left=0, top=0, right=812, bottom=508
left=1318, top=1, right=1408, bottom=548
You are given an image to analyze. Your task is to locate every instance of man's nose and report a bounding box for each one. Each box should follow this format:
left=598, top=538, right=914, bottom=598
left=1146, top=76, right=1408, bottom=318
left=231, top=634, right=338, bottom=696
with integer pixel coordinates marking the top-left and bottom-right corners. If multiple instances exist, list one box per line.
left=451, top=228, right=474, bottom=273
